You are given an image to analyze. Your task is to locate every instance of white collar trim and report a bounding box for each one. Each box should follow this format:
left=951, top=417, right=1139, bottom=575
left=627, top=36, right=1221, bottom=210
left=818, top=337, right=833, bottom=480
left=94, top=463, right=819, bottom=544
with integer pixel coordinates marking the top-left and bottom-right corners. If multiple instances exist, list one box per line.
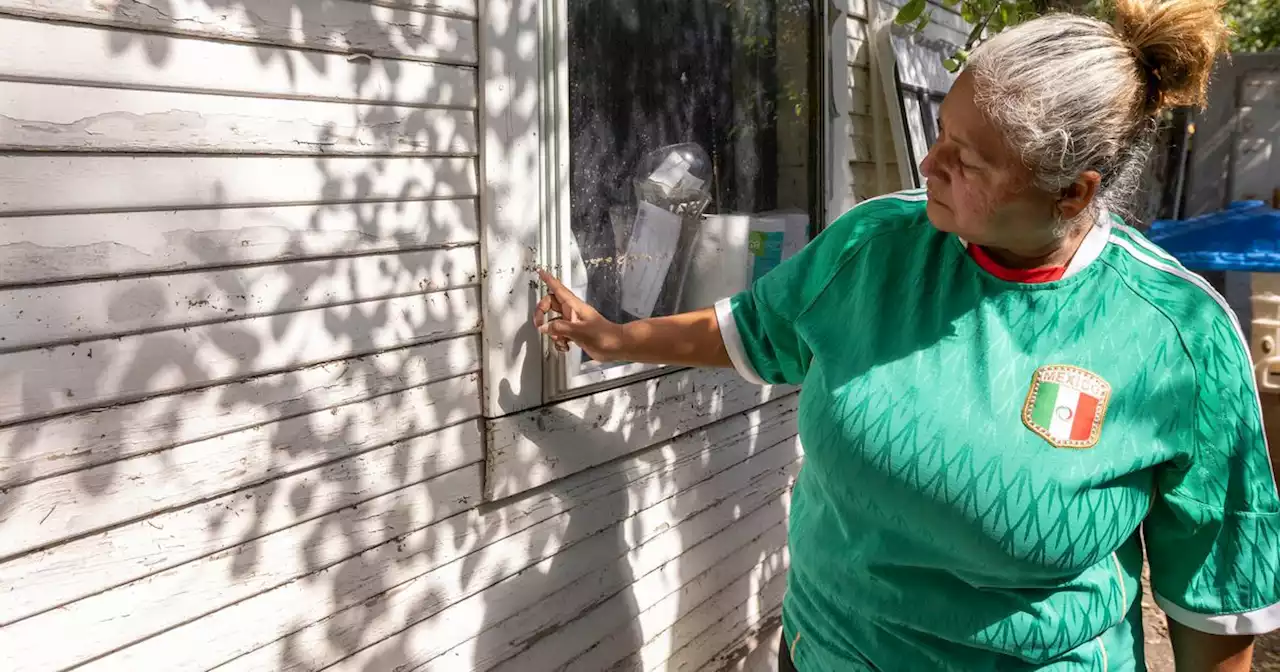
left=956, top=212, right=1112, bottom=280
left=1062, top=211, right=1113, bottom=279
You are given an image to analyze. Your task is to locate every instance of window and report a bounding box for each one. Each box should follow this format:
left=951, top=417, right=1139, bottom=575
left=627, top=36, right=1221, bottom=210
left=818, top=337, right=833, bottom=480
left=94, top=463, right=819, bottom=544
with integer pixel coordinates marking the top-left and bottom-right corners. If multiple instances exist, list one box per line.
left=545, top=0, right=826, bottom=398
left=872, top=1, right=967, bottom=188
left=480, top=0, right=833, bottom=420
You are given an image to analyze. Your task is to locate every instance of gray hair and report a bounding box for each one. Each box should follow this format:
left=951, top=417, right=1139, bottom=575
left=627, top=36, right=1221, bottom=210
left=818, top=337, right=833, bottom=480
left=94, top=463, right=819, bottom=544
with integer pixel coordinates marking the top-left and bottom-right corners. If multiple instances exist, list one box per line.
left=966, top=0, right=1229, bottom=222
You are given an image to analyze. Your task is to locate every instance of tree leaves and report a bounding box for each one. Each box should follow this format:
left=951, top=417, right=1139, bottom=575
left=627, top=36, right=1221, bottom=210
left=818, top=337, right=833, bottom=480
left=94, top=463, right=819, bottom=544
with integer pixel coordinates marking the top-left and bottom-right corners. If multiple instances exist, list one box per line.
left=943, top=49, right=971, bottom=72
left=904, top=0, right=1063, bottom=71
left=1224, top=0, right=1280, bottom=52
left=895, top=0, right=929, bottom=25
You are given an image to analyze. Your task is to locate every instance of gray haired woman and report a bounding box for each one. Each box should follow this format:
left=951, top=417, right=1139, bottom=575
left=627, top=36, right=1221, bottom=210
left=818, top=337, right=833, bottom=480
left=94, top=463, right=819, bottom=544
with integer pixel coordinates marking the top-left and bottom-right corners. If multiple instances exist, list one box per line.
left=536, top=0, right=1280, bottom=668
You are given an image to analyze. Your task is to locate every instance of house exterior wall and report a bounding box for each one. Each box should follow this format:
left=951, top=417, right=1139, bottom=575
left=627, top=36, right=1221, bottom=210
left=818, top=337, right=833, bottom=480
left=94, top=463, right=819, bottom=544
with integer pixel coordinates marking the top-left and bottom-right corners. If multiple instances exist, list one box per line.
left=0, top=1, right=816, bottom=669
left=0, top=2, right=488, bottom=669
left=846, top=0, right=910, bottom=203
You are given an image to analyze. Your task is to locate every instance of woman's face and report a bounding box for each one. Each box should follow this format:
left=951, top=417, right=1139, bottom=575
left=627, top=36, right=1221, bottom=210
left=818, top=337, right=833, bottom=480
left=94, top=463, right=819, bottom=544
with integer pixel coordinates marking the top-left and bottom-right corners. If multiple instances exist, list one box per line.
left=920, top=72, right=1060, bottom=252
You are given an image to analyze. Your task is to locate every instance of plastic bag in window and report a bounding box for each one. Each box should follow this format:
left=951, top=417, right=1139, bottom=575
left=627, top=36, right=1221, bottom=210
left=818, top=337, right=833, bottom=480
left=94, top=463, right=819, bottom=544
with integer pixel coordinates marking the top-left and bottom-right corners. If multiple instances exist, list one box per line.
left=617, top=143, right=713, bottom=321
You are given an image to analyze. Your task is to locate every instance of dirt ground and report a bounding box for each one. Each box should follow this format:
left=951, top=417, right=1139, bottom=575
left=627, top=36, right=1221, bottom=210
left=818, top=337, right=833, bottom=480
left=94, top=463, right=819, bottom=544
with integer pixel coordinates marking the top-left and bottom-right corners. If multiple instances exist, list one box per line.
left=1141, top=573, right=1280, bottom=671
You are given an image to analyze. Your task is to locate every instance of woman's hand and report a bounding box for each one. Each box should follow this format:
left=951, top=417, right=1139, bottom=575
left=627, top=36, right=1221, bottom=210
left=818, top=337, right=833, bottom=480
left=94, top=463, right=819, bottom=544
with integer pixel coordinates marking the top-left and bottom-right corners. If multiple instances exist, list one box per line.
left=534, top=270, right=627, bottom=362
left=532, top=270, right=734, bottom=370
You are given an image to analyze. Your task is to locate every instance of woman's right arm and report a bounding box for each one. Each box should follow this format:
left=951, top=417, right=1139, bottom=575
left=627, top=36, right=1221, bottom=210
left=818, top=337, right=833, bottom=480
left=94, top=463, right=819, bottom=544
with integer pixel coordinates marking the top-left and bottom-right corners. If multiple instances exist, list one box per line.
left=533, top=270, right=732, bottom=369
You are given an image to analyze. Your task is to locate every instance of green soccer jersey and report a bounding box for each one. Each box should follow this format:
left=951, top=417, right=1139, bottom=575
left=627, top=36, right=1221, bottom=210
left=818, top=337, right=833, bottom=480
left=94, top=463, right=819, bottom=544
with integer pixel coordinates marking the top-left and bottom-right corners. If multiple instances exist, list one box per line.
left=715, top=189, right=1280, bottom=670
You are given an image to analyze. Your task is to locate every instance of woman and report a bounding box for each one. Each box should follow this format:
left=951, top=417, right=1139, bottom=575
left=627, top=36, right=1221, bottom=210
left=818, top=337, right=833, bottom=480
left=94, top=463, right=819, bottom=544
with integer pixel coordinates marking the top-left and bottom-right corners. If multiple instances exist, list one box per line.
left=534, top=0, right=1280, bottom=668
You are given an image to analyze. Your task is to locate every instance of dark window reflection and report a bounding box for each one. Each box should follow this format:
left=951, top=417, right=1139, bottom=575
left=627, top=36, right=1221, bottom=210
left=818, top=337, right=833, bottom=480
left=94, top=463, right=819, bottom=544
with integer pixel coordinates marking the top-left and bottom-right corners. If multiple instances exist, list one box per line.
left=567, top=0, right=819, bottom=324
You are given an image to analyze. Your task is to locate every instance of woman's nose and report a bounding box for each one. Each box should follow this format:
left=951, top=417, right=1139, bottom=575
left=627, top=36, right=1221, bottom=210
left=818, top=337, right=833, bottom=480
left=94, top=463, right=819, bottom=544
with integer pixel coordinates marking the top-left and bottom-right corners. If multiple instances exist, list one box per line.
left=920, top=148, right=940, bottom=180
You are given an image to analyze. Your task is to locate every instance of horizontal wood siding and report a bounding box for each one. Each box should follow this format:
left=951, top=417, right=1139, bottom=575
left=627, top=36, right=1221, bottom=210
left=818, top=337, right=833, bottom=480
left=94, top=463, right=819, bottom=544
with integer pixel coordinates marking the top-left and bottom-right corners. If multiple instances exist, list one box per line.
left=0, top=287, right=480, bottom=424
left=0, top=155, right=477, bottom=213
left=0, top=81, right=478, bottom=155
left=486, top=368, right=795, bottom=500
left=0, top=6, right=487, bottom=671
left=0, top=199, right=479, bottom=287
left=0, top=19, right=477, bottom=107
left=0, top=0, right=478, bottom=64
left=0, top=3, right=797, bottom=670
left=0, top=392, right=799, bottom=670
left=0, top=338, right=478, bottom=487
left=1, top=247, right=479, bottom=350
left=848, top=13, right=907, bottom=202
left=198, top=397, right=801, bottom=672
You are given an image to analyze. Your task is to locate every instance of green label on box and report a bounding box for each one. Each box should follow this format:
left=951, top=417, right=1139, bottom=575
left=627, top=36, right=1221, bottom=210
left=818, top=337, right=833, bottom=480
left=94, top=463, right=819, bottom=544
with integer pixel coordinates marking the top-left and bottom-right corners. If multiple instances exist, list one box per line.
left=750, top=231, right=785, bottom=282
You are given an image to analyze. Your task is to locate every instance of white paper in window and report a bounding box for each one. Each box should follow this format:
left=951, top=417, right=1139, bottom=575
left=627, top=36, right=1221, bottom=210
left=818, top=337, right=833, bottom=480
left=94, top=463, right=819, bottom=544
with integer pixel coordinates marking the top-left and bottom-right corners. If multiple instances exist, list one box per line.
left=621, top=201, right=683, bottom=318
left=780, top=212, right=810, bottom=258
left=680, top=214, right=752, bottom=312
left=647, top=153, right=704, bottom=194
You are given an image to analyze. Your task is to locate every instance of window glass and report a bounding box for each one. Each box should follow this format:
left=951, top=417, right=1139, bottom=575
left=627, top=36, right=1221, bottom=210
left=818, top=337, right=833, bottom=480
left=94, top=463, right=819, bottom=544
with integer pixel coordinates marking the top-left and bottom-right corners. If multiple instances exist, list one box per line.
left=565, top=0, right=821, bottom=335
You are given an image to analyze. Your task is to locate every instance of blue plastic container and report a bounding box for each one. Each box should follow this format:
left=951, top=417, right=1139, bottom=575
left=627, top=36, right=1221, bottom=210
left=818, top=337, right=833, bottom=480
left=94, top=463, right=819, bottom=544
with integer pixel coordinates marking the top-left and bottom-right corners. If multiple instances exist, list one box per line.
left=1146, top=201, right=1280, bottom=272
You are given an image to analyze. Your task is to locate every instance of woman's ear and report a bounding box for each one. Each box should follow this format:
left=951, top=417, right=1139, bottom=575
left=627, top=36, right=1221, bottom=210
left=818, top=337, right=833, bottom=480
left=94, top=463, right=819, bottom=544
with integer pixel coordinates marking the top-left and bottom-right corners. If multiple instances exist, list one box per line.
left=1058, top=170, right=1102, bottom=220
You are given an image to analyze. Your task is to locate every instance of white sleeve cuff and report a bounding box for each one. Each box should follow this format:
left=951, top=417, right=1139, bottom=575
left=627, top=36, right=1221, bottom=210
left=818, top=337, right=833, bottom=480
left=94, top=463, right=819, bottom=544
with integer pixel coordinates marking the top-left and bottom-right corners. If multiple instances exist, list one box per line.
left=1154, top=592, right=1280, bottom=635
left=714, top=297, right=768, bottom=386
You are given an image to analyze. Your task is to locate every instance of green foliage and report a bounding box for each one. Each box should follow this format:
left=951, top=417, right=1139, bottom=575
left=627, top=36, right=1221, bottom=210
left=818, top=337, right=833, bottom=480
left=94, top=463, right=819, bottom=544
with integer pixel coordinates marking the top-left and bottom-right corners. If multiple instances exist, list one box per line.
left=1224, top=0, right=1280, bottom=52
left=895, top=0, right=1048, bottom=71
left=895, top=0, right=937, bottom=32
left=899, top=0, right=1280, bottom=67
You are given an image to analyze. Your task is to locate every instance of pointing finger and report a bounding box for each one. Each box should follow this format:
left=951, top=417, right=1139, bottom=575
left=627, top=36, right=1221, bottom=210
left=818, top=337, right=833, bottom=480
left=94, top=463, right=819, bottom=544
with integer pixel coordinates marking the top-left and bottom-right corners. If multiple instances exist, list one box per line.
left=534, top=293, right=563, bottom=327
left=537, top=270, right=586, bottom=308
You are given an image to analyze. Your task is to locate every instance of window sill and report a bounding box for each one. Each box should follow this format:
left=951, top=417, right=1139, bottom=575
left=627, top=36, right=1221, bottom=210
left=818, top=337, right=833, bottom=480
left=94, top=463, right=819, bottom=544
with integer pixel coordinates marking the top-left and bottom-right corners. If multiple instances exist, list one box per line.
left=484, top=367, right=797, bottom=501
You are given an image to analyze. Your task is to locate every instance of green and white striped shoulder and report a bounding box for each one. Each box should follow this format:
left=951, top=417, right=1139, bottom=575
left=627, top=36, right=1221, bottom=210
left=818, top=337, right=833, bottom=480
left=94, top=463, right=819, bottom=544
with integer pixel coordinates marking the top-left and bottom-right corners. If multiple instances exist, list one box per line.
left=844, top=188, right=929, bottom=221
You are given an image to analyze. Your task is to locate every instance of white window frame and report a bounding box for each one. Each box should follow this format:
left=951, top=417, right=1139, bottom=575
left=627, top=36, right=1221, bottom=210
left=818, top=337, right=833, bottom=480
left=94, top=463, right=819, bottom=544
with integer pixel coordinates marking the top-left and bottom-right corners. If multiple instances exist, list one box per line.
left=481, top=0, right=848, bottom=419
left=533, top=0, right=673, bottom=401
left=870, top=0, right=969, bottom=187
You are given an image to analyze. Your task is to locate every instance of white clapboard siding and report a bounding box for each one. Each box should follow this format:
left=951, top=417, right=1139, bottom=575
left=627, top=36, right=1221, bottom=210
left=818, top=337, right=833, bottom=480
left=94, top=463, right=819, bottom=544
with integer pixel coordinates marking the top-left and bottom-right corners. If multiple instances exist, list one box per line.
left=710, top=620, right=784, bottom=672
left=323, top=449, right=801, bottom=672
left=0, top=287, right=480, bottom=425
left=0, top=443, right=484, bottom=671
left=0, top=155, right=477, bottom=214
left=846, top=17, right=871, bottom=66
left=358, top=0, right=477, bottom=18
left=0, top=336, right=478, bottom=488
left=0, top=18, right=477, bottom=108
left=558, top=524, right=788, bottom=672
left=850, top=130, right=897, bottom=171
left=124, top=399, right=799, bottom=672
left=662, top=572, right=788, bottom=672
left=0, top=421, right=482, bottom=629
left=486, top=368, right=793, bottom=499
left=3, top=430, right=482, bottom=610
left=0, top=0, right=478, bottom=64
left=494, top=506, right=792, bottom=672
left=847, top=63, right=873, bottom=115
left=0, top=81, right=477, bottom=156
left=592, top=532, right=788, bottom=672
left=0, top=372, right=480, bottom=563
left=0, top=247, right=478, bottom=350
left=0, top=199, right=479, bottom=287
left=442, top=445, right=797, bottom=671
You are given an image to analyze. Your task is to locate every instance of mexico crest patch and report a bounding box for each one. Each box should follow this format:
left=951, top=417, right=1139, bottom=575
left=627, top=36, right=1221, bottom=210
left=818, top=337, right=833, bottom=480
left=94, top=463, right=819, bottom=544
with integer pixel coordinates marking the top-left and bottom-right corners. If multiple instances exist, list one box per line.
left=1022, top=365, right=1111, bottom=449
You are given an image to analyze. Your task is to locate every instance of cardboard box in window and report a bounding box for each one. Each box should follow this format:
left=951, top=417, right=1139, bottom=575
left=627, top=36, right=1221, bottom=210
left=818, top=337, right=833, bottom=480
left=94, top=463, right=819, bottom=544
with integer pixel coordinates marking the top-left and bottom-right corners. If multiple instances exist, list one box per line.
left=679, top=211, right=810, bottom=313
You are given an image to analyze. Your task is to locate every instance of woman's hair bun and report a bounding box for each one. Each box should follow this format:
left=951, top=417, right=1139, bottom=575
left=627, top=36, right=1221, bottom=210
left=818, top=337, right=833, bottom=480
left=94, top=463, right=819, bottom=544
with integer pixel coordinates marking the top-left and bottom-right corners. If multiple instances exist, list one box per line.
left=1111, top=0, right=1231, bottom=111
